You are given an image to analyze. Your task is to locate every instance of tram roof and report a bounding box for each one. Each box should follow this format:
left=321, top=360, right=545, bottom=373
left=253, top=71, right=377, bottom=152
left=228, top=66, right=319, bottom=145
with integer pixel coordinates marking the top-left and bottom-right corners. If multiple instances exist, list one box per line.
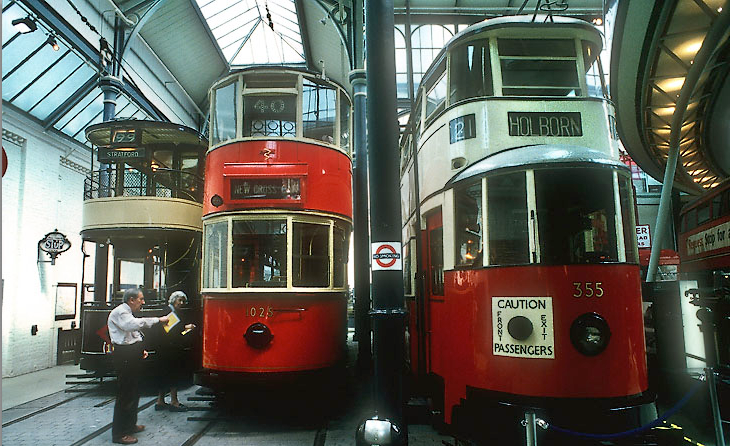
left=448, top=145, right=628, bottom=186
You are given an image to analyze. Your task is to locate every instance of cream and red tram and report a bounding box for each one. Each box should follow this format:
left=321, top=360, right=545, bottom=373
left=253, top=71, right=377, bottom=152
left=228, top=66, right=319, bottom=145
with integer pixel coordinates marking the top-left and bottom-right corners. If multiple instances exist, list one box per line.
left=199, top=67, right=352, bottom=388
left=400, top=15, right=653, bottom=441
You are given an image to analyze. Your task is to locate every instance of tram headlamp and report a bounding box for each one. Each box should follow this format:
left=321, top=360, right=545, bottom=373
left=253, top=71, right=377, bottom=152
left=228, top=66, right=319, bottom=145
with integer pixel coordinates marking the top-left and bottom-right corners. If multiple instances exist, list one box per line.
left=211, top=194, right=223, bottom=207
left=244, top=322, right=273, bottom=349
left=570, top=313, right=611, bottom=356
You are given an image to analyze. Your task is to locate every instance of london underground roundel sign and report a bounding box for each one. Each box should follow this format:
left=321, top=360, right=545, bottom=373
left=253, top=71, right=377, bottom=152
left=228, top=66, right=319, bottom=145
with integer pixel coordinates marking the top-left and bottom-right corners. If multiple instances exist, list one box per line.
left=371, top=242, right=402, bottom=271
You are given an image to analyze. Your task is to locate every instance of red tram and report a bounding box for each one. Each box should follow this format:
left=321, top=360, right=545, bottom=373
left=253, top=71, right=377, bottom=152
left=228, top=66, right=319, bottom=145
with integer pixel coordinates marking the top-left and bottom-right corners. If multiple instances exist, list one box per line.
left=679, top=179, right=730, bottom=277
left=198, top=67, right=352, bottom=388
left=399, top=16, right=654, bottom=440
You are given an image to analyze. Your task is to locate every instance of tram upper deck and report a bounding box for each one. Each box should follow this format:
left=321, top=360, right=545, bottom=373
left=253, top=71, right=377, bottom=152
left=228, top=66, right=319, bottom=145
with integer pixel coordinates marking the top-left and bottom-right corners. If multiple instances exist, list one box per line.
left=207, top=67, right=351, bottom=155
left=401, top=15, right=618, bottom=201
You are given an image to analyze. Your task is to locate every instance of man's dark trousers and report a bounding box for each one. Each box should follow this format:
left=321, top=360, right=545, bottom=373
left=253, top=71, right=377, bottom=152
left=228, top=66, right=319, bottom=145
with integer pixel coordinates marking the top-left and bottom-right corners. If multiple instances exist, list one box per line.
left=112, top=343, right=144, bottom=440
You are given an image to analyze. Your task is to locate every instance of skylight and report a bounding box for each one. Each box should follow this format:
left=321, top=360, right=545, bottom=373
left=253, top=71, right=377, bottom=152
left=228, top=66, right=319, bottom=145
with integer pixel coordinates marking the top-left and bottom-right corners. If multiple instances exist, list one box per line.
left=195, top=0, right=305, bottom=66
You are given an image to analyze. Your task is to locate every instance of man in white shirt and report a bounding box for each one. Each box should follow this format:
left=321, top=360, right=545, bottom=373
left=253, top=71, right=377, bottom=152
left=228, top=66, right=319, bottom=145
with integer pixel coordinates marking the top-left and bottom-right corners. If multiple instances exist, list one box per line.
left=108, top=288, right=170, bottom=445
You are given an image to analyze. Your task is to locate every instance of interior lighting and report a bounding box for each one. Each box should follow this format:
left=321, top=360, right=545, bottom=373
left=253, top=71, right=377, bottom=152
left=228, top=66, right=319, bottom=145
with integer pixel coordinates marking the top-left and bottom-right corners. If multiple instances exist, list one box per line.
left=591, top=17, right=602, bottom=26
left=46, top=35, right=60, bottom=51
left=719, top=7, right=723, bottom=12
left=657, top=77, right=686, bottom=93
left=12, top=17, right=37, bottom=34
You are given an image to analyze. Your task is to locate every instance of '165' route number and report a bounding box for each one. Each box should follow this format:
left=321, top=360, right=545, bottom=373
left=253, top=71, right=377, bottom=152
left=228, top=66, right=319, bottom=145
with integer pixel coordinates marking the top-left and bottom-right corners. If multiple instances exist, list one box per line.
left=572, top=282, right=604, bottom=298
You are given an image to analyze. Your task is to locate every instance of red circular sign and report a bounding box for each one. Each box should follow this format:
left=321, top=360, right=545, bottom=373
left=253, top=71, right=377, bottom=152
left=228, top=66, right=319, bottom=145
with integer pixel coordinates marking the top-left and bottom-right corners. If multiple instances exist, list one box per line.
left=374, top=244, right=397, bottom=268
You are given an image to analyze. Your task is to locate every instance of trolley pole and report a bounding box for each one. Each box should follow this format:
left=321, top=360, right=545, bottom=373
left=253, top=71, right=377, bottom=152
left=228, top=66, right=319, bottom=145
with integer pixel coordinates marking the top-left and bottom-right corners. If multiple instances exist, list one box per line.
left=355, top=0, right=407, bottom=444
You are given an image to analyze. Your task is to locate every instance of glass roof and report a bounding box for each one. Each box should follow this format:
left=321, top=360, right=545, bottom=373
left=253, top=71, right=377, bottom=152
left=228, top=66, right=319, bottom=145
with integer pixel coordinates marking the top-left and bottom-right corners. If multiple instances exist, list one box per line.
left=1, top=0, right=151, bottom=147
left=194, top=0, right=305, bottom=66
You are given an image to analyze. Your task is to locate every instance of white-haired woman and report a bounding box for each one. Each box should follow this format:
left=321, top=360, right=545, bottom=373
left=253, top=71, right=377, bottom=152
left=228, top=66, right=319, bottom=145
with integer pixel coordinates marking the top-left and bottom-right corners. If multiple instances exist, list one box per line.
left=155, top=291, right=196, bottom=411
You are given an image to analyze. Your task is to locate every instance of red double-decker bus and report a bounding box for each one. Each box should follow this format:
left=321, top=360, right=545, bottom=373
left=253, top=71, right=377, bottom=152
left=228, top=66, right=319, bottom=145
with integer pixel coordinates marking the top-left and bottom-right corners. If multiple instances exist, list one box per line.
left=198, top=67, right=352, bottom=389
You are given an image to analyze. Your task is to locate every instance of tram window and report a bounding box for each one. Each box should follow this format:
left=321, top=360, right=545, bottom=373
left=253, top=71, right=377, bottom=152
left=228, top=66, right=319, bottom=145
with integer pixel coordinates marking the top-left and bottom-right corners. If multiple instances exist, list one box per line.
left=232, top=220, right=287, bottom=288
left=449, top=41, right=493, bottom=103
left=243, top=94, right=297, bottom=137
left=212, top=82, right=237, bottom=145
left=582, top=41, right=607, bottom=98
left=340, top=91, right=351, bottom=152
left=302, top=80, right=336, bottom=143
left=535, top=169, right=619, bottom=264
left=454, top=181, right=483, bottom=267
left=333, top=226, right=348, bottom=288
left=697, top=204, right=711, bottom=225
left=425, top=73, right=447, bottom=123
left=619, top=175, right=639, bottom=263
left=403, top=240, right=412, bottom=295
left=204, top=221, right=228, bottom=288
left=685, top=208, right=698, bottom=231
left=712, top=195, right=722, bottom=219
left=293, top=222, right=330, bottom=287
left=487, top=173, right=529, bottom=265
left=498, top=39, right=580, bottom=96
left=429, top=227, right=444, bottom=296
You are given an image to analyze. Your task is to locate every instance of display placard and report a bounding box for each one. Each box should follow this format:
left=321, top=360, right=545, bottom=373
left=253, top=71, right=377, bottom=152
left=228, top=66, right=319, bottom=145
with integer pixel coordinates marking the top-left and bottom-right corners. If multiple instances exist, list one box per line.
left=371, top=242, right=402, bottom=271
left=492, top=296, right=554, bottom=359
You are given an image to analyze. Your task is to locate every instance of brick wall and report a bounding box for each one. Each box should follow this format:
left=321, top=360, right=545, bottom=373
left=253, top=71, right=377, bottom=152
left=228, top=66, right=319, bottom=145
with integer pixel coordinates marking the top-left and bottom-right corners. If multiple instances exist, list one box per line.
left=2, top=109, right=93, bottom=377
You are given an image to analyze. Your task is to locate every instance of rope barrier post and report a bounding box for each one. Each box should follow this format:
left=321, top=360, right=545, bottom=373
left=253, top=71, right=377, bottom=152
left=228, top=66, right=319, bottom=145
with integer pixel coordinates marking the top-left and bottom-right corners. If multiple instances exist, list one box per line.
left=705, top=367, right=726, bottom=446
left=524, top=412, right=538, bottom=446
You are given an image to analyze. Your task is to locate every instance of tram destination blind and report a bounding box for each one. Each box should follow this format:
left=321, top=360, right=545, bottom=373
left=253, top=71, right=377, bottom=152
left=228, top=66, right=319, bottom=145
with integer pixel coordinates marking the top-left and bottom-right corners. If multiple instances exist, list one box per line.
left=508, top=112, right=582, bottom=137
left=230, top=178, right=301, bottom=200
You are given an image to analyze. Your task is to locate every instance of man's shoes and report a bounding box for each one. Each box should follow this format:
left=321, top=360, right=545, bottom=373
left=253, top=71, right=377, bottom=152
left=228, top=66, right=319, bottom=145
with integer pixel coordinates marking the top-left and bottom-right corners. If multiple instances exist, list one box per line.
left=169, top=403, right=187, bottom=412
left=112, top=435, right=138, bottom=444
left=155, top=403, right=169, bottom=411
left=132, top=425, right=145, bottom=433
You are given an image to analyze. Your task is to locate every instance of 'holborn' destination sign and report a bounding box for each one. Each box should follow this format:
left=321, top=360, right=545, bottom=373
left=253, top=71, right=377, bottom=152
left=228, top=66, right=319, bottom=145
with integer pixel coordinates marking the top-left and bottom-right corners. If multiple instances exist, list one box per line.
left=508, top=112, right=582, bottom=137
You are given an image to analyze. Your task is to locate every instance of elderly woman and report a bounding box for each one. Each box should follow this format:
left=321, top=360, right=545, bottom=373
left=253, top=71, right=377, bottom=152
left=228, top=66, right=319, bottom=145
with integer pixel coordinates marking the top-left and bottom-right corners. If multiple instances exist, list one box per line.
left=155, top=291, right=196, bottom=412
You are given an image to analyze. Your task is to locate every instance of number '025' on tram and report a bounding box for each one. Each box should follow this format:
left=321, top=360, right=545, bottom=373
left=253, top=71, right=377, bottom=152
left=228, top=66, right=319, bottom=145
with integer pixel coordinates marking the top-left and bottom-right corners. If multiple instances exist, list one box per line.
left=399, top=15, right=654, bottom=441
left=198, top=67, right=352, bottom=389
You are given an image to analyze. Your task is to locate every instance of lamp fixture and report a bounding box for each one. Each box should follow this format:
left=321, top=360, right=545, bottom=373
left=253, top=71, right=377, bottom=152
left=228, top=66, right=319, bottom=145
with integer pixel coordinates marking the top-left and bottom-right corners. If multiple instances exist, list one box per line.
left=46, top=35, right=60, bottom=51
left=12, top=17, right=37, bottom=34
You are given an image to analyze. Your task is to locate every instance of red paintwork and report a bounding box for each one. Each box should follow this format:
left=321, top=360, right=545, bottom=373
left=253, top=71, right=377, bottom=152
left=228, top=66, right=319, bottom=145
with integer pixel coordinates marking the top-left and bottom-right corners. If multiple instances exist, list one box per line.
left=203, top=140, right=352, bottom=218
left=202, top=294, right=346, bottom=372
left=421, top=264, right=647, bottom=423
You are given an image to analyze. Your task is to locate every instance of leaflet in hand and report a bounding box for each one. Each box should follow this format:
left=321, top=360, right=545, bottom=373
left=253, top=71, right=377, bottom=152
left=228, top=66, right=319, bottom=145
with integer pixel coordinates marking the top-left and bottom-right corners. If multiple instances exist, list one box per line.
left=163, top=312, right=180, bottom=333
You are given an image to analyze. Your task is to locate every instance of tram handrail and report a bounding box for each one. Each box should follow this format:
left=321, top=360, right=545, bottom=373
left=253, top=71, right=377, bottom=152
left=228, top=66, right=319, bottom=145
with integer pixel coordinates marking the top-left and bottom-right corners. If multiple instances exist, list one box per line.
left=83, top=167, right=203, bottom=203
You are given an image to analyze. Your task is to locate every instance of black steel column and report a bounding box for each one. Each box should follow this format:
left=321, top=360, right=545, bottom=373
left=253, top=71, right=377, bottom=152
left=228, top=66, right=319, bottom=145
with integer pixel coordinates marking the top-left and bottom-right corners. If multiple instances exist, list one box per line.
left=93, top=75, right=121, bottom=303
left=350, top=69, right=372, bottom=371
left=356, top=0, right=407, bottom=444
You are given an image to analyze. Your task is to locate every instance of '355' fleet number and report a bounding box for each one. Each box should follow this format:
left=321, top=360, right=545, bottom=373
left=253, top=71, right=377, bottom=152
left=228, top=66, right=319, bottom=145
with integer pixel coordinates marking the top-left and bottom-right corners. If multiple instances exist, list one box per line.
left=572, top=282, right=604, bottom=298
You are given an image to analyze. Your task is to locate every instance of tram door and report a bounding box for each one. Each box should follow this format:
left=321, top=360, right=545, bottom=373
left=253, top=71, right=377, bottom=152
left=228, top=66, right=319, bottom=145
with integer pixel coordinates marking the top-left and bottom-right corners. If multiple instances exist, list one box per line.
left=423, top=210, right=444, bottom=374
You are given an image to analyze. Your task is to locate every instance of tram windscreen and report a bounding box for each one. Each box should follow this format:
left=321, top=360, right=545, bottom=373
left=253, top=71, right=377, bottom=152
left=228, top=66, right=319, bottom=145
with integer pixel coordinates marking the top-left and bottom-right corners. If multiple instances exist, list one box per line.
left=535, top=169, right=618, bottom=264
left=487, top=173, right=529, bottom=265
left=243, top=95, right=297, bottom=137
left=498, top=39, right=580, bottom=96
left=293, top=222, right=330, bottom=287
left=204, top=221, right=228, bottom=288
left=232, top=220, right=287, bottom=287
left=455, top=181, right=483, bottom=266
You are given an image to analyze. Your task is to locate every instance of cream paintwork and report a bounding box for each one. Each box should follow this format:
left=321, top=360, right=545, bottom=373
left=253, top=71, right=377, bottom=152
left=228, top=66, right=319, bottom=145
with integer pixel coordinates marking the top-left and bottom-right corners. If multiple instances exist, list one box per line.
left=81, top=196, right=203, bottom=232
left=417, top=99, right=619, bottom=202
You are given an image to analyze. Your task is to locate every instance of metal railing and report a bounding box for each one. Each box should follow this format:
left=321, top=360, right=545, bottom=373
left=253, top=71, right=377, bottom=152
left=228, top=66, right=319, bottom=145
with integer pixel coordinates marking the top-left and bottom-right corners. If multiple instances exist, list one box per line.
left=84, top=167, right=203, bottom=203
